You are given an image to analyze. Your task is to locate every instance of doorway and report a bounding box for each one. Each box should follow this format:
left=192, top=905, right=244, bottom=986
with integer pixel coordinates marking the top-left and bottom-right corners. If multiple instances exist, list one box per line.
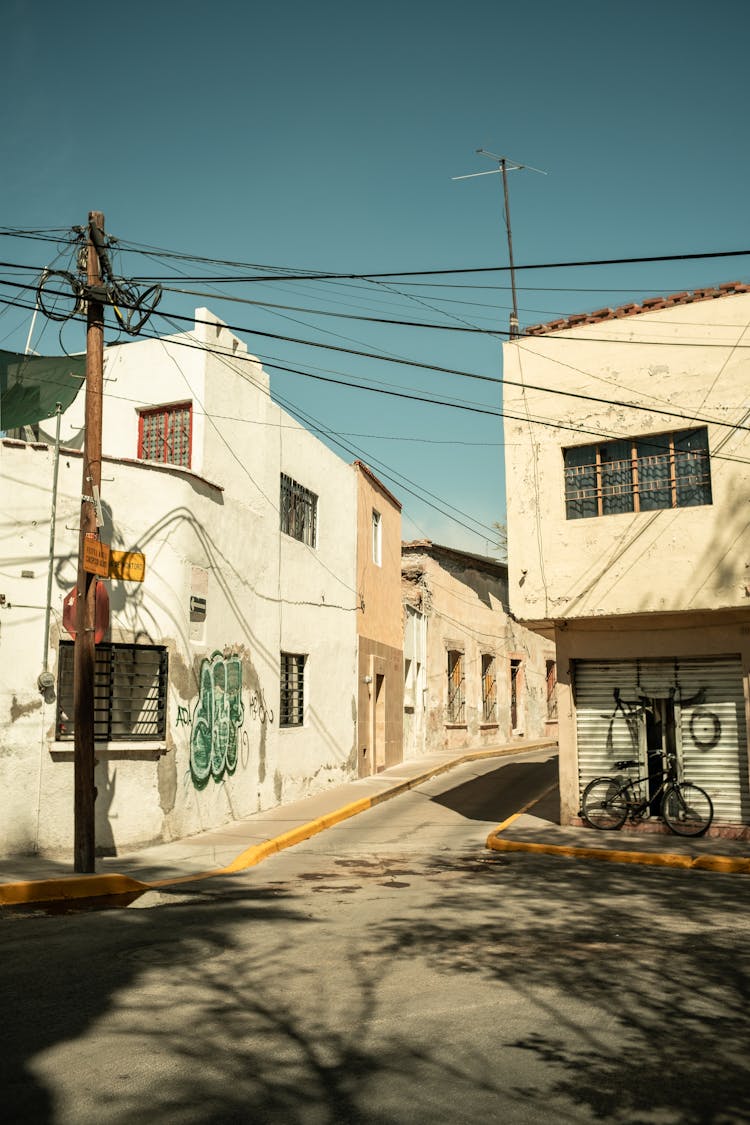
left=374, top=674, right=386, bottom=772
left=644, top=696, right=676, bottom=812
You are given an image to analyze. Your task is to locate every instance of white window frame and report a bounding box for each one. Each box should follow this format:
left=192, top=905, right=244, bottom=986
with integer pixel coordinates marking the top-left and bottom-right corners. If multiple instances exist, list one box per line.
left=372, top=508, right=382, bottom=566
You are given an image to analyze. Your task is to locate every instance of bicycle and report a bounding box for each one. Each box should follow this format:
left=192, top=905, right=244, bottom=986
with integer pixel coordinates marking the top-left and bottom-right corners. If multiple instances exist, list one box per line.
left=580, top=754, right=713, bottom=837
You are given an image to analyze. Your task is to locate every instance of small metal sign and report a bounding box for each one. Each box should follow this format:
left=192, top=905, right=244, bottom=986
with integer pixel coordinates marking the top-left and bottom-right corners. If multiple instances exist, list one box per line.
left=83, top=536, right=110, bottom=577
left=190, top=595, right=207, bottom=617
left=109, top=550, right=146, bottom=583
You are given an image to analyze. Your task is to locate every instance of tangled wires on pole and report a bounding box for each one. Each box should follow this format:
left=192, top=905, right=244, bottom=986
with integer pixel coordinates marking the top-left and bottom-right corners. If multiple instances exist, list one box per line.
left=35, top=227, right=162, bottom=335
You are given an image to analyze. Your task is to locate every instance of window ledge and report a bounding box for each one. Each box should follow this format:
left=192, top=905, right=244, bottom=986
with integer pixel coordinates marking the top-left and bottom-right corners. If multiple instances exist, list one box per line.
left=51, top=742, right=168, bottom=761
left=479, top=723, right=499, bottom=730
left=444, top=723, right=468, bottom=730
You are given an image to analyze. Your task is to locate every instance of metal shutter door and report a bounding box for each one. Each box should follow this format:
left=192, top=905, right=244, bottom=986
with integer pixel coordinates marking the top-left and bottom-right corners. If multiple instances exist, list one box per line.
left=675, top=656, right=749, bottom=825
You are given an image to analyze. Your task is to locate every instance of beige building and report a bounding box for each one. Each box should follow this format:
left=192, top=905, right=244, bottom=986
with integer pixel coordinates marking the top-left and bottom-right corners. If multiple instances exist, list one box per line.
left=401, top=541, right=556, bottom=758
left=354, top=462, right=404, bottom=775
left=502, top=283, right=750, bottom=830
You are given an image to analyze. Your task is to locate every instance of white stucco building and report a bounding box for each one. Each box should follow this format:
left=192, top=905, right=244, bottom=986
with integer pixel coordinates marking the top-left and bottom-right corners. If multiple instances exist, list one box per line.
left=502, top=283, right=750, bottom=832
left=0, top=310, right=362, bottom=858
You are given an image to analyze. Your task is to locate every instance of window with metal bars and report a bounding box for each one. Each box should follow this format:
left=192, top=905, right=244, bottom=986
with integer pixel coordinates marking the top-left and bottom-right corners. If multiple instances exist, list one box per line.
left=280, top=473, right=318, bottom=546
left=446, top=650, right=465, bottom=724
left=56, top=641, right=168, bottom=741
left=481, top=654, right=497, bottom=723
left=280, top=652, right=305, bottom=727
left=138, top=402, right=192, bottom=468
left=563, top=427, right=712, bottom=520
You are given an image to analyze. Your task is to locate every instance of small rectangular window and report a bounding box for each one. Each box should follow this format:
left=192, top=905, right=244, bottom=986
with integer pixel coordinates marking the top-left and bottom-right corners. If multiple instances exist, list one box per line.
left=372, top=509, right=382, bottom=566
left=563, top=427, right=711, bottom=520
left=447, top=650, right=465, bottom=724
left=56, top=641, right=168, bottom=741
left=280, top=652, right=305, bottom=727
left=138, top=403, right=192, bottom=468
left=481, top=654, right=497, bottom=723
left=280, top=474, right=318, bottom=546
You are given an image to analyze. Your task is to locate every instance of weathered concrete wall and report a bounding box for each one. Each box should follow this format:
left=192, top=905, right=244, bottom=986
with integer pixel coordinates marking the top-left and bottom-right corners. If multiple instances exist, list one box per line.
left=402, top=544, right=555, bottom=756
left=0, top=312, right=360, bottom=858
left=502, top=292, right=750, bottom=624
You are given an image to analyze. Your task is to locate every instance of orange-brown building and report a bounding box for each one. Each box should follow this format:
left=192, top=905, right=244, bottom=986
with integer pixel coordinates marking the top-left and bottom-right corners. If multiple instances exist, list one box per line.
left=353, top=461, right=404, bottom=776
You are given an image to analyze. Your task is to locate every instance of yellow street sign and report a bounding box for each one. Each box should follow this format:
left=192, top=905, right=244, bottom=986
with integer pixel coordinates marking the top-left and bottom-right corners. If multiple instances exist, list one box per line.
left=83, top=537, right=110, bottom=577
left=109, top=550, right=146, bottom=583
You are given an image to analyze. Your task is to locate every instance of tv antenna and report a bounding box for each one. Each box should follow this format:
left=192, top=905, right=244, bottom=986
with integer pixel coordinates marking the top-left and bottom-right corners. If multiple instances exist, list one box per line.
left=453, top=149, right=548, bottom=339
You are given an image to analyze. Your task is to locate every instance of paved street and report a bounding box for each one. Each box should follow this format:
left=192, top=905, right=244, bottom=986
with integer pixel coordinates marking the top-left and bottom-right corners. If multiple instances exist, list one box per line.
left=2, top=748, right=749, bottom=1124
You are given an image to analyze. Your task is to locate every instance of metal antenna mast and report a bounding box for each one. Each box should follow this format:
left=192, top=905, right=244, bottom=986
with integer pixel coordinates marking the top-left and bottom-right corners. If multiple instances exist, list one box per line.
left=453, top=149, right=547, bottom=339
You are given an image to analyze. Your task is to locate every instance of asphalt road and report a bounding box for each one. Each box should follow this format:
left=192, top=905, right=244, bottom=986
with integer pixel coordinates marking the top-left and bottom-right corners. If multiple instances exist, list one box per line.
left=2, top=748, right=749, bottom=1124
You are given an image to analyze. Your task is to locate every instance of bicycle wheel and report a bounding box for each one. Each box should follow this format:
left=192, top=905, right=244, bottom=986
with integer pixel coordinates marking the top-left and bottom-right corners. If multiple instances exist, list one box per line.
left=661, top=783, right=713, bottom=837
left=581, top=776, right=629, bottom=830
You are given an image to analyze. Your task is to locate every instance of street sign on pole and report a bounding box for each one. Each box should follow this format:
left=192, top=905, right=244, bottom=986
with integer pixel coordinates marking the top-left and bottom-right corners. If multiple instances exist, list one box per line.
left=108, top=550, right=146, bottom=583
left=83, top=535, right=110, bottom=577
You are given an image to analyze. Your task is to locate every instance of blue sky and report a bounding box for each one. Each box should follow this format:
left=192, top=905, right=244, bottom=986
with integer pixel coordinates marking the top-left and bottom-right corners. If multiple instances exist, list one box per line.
left=2, top=0, right=748, bottom=552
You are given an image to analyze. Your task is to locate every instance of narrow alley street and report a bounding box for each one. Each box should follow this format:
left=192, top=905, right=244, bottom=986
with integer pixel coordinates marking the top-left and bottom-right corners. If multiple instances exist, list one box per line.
left=2, top=748, right=748, bottom=1124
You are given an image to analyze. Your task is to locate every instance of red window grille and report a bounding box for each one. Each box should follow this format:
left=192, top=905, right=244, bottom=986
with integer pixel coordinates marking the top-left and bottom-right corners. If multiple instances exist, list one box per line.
left=138, top=403, right=192, bottom=468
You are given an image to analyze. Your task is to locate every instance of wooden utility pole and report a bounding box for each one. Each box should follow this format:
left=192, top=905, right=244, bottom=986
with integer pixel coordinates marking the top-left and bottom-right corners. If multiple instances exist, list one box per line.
left=73, top=211, right=105, bottom=873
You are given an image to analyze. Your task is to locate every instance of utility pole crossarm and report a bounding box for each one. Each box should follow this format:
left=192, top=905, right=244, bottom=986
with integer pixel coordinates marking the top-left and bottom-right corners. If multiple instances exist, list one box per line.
left=453, top=150, right=548, bottom=339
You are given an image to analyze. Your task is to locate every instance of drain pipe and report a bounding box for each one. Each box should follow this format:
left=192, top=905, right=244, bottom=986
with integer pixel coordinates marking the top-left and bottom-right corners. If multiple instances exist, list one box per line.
left=38, top=402, right=62, bottom=695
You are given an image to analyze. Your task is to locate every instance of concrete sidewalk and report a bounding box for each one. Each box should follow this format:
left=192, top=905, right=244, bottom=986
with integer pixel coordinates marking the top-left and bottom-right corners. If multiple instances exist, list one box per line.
left=487, top=779, right=750, bottom=875
left=0, top=740, right=556, bottom=906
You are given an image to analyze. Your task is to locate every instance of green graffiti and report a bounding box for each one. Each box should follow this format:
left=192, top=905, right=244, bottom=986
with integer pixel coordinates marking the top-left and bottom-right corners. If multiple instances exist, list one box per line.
left=175, top=705, right=191, bottom=726
left=190, top=651, right=245, bottom=788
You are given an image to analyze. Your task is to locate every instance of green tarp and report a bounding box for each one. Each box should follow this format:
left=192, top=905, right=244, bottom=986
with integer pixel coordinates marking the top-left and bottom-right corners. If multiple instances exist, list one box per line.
left=0, top=349, right=86, bottom=430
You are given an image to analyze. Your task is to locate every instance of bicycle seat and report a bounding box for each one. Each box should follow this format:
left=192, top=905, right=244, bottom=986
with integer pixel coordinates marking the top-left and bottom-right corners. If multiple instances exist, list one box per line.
left=614, top=759, right=638, bottom=771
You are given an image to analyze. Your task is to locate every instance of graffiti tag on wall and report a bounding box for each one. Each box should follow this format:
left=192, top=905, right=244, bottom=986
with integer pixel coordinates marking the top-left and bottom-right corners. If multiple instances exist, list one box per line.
left=190, top=651, right=246, bottom=788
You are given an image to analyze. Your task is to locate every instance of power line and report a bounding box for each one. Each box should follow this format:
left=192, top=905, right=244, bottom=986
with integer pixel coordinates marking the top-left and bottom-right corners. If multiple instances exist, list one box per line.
left=118, top=244, right=750, bottom=282
left=2, top=280, right=749, bottom=444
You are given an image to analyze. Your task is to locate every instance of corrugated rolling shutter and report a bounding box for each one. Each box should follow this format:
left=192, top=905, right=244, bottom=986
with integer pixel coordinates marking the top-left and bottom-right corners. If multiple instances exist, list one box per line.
left=674, top=658, right=749, bottom=824
left=574, top=656, right=749, bottom=824
left=574, top=661, right=647, bottom=788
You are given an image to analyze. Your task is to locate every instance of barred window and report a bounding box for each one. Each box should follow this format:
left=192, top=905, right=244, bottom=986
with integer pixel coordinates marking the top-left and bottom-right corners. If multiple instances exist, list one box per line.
left=447, top=650, right=465, bottom=724
left=563, top=427, right=712, bottom=520
left=138, top=402, right=192, bottom=467
left=280, top=474, right=318, bottom=546
left=280, top=653, right=305, bottom=727
left=56, top=641, right=168, bottom=741
left=481, top=654, right=497, bottom=723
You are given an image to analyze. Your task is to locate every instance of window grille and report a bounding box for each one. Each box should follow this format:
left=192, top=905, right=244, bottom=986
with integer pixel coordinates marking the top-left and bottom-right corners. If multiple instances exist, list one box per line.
left=546, top=659, right=558, bottom=720
left=563, top=427, right=711, bottom=520
left=280, top=474, right=318, bottom=546
left=481, top=654, right=497, bottom=722
left=138, top=402, right=192, bottom=468
left=56, top=642, right=168, bottom=741
left=447, top=650, right=465, bottom=723
left=280, top=653, right=305, bottom=726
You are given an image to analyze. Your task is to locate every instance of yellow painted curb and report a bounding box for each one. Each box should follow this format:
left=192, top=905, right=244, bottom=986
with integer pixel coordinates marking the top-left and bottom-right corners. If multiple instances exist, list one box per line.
left=3, top=741, right=558, bottom=904
left=0, top=873, right=150, bottom=906
left=486, top=781, right=750, bottom=876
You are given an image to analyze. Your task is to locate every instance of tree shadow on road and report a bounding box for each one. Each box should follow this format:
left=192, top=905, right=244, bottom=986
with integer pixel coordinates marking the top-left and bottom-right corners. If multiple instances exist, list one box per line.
left=375, top=851, right=750, bottom=1124
left=0, top=875, right=507, bottom=1124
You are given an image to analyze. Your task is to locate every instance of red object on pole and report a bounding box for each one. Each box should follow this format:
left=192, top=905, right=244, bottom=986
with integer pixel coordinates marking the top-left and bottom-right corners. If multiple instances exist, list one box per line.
left=63, top=582, right=110, bottom=643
